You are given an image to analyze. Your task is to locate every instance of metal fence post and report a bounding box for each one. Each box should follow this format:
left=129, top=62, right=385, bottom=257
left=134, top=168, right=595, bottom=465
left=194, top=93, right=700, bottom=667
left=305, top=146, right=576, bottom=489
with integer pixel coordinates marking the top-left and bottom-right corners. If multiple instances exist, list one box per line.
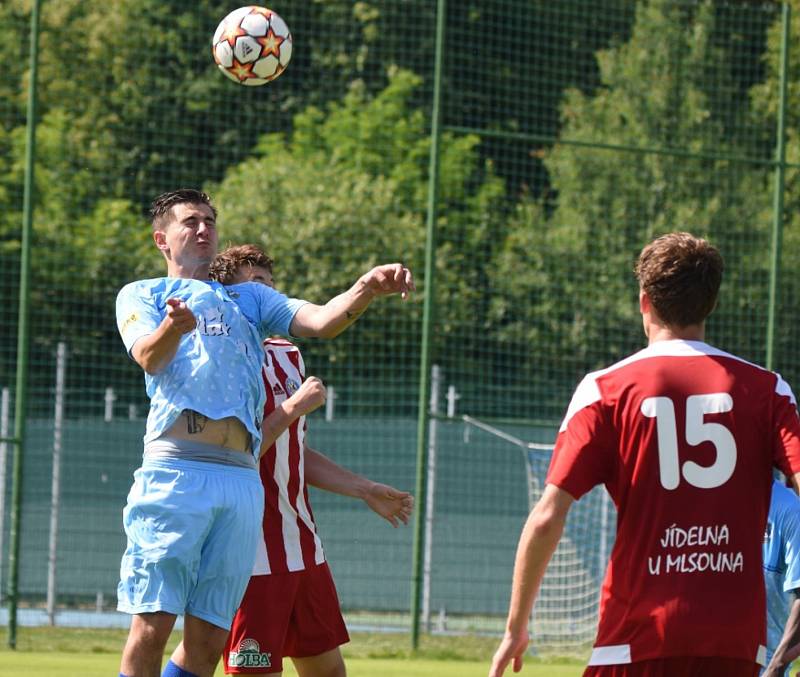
left=421, top=364, right=441, bottom=631
left=766, top=2, right=791, bottom=371
left=410, top=0, right=447, bottom=649
left=0, top=387, right=9, bottom=604
left=7, top=0, right=42, bottom=649
left=46, top=342, right=67, bottom=625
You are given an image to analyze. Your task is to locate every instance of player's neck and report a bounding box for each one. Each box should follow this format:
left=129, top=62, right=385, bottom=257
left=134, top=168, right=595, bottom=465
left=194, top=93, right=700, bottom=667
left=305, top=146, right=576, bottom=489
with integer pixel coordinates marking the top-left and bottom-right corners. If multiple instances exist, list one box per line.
left=646, top=323, right=705, bottom=345
left=166, top=262, right=212, bottom=280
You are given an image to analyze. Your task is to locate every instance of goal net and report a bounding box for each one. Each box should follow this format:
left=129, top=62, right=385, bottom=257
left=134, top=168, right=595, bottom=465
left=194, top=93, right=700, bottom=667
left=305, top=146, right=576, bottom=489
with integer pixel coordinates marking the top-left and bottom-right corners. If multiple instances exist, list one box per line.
left=461, top=415, right=616, bottom=654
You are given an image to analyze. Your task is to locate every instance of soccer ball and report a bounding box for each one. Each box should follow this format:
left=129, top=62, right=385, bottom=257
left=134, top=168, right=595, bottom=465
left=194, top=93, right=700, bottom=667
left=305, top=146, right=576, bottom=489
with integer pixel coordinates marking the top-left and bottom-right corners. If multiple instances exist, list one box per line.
left=212, top=6, right=292, bottom=86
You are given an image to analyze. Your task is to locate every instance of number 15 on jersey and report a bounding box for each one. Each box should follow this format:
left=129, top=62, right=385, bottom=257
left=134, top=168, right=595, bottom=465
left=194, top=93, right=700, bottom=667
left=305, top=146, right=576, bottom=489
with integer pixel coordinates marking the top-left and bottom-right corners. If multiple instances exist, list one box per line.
left=641, top=393, right=735, bottom=490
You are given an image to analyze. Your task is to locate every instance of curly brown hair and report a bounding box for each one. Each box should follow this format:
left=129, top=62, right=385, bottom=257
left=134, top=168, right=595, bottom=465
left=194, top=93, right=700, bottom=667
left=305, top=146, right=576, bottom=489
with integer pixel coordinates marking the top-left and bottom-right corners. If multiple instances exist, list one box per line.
left=209, top=244, right=274, bottom=284
left=635, top=232, right=723, bottom=328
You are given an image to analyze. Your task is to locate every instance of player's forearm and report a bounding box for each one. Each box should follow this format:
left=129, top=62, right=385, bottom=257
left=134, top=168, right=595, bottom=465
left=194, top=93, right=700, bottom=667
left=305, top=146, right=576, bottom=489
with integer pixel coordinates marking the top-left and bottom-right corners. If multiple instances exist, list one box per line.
left=305, top=446, right=370, bottom=498
left=766, top=596, right=800, bottom=673
left=131, top=322, right=184, bottom=374
left=505, top=485, right=571, bottom=634
left=258, top=399, right=307, bottom=459
left=290, top=277, right=376, bottom=339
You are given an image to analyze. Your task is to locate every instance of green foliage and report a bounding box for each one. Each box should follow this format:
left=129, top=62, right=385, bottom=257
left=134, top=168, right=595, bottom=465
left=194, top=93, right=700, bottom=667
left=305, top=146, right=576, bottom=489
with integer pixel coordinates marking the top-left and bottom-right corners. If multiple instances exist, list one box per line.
left=211, top=69, right=507, bottom=389
left=750, top=3, right=800, bottom=373
left=488, top=0, right=782, bottom=418
left=0, top=0, right=795, bottom=415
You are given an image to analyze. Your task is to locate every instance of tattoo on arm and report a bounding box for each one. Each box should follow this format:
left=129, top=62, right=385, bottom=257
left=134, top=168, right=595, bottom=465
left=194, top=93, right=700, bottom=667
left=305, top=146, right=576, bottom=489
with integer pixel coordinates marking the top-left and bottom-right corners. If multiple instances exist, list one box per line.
left=345, top=310, right=363, bottom=322
left=186, top=410, right=208, bottom=434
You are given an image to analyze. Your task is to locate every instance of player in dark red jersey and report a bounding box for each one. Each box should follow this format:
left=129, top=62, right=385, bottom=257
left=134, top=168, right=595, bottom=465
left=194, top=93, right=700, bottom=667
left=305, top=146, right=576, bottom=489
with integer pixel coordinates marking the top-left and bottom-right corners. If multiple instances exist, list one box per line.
left=489, top=232, right=800, bottom=677
left=211, top=244, right=414, bottom=677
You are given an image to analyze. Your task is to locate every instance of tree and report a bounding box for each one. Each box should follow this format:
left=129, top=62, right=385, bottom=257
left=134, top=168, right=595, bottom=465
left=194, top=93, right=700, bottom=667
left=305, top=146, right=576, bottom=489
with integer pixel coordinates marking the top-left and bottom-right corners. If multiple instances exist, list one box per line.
left=210, top=69, right=507, bottom=412
left=488, top=0, right=777, bottom=419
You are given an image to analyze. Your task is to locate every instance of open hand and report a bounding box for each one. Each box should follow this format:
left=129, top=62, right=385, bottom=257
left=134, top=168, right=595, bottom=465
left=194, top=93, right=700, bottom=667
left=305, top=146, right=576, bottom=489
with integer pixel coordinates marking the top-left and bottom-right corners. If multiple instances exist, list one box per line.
left=364, top=483, right=414, bottom=527
left=489, top=630, right=530, bottom=677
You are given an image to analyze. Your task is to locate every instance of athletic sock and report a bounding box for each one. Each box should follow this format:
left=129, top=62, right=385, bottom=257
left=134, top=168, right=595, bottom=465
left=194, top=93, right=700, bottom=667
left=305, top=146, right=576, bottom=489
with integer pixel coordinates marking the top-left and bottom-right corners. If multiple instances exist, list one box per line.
left=161, top=660, right=200, bottom=677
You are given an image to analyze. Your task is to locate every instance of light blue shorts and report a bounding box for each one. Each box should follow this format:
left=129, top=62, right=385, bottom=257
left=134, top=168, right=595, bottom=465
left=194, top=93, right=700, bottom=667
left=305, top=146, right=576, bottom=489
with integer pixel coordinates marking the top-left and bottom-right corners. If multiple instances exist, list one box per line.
left=117, top=456, right=264, bottom=630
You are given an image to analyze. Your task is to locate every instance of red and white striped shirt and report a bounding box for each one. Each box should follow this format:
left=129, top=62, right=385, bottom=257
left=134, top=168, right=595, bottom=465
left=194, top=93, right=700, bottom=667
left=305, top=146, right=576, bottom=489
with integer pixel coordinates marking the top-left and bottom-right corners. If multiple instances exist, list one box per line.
left=548, top=339, right=800, bottom=666
left=251, top=338, right=325, bottom=575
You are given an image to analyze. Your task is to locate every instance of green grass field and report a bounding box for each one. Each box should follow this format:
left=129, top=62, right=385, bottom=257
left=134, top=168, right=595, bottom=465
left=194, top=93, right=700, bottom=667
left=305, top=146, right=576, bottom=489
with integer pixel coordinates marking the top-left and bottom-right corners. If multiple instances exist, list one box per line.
left=0, top=626, right=586, bottom=677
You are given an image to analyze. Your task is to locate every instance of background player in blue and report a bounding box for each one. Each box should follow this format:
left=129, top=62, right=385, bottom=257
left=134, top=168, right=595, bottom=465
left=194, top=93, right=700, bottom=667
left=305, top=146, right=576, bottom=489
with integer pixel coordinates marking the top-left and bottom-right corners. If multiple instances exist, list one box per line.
left=115, top=188, right=414, bottom=677
left=762, top=480, right=800, bottom=677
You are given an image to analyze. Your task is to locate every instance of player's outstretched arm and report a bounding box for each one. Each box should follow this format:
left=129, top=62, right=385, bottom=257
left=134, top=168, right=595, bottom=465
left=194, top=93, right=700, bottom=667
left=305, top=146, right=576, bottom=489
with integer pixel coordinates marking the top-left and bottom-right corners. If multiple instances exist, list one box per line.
left=489, top=484, right=573, bottom=677
left=304, top=446, right=413, bottom=527
left=131, top=298, right=196, bottom=374
left=289, top=263, right=414, bottom=339
left=763, top=594, right=800, bottom=677
left=259, top=377, right=326, bottom=458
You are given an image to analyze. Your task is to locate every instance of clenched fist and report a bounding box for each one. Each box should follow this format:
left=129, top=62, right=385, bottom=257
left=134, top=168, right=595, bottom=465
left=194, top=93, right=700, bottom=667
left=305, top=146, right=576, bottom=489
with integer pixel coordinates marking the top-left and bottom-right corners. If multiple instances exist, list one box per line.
left=287, top=376, right=327, bottom=418
left=164, top=298, right=197, bottom=335
left=360, top=264, right=415, bottom=300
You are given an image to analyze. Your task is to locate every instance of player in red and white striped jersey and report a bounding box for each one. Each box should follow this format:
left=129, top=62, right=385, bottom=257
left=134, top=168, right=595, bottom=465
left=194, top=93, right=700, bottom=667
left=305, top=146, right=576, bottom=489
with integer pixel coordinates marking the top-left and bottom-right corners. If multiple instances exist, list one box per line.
left=489, top=233, right=800, bottom=677
left=211, top=245, right=414, bottom=677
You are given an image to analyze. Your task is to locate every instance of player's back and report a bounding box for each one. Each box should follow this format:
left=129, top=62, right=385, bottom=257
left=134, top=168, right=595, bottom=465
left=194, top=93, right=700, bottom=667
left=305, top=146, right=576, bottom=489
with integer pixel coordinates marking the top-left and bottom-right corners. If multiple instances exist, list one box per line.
left=548, top=339, right=800, bottom=665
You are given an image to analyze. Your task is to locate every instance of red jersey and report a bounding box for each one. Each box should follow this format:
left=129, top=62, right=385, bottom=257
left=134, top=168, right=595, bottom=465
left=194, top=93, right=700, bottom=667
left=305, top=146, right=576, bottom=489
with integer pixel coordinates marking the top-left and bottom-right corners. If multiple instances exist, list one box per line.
left=251, top=338, right=325, bottom=575
left=547, top=339, right=800, bottom=667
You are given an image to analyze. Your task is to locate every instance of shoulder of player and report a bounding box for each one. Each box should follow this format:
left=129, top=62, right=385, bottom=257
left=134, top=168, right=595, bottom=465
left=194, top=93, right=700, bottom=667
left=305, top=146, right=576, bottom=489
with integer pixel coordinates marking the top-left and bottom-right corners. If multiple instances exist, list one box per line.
left=770, top=484, right=800, bottom=546
left=263, top=338, right=302, bottom=365
left=117, top=277, right=169, bottom=296
left=773, top=480, right=800, bottom=512
left=560, top=341, right=779, bottom=431
left=595, top=340, right=784, bottom=384
left=223, top=281, right=282, bottom=298
left=263, top=337, right=298, bottom=349
left=116, top=277, right=196, bottom=307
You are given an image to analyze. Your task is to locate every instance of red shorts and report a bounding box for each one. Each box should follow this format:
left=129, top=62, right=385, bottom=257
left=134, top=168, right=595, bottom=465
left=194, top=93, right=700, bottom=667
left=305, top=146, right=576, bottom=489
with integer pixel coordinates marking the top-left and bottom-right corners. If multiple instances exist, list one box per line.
left=583, top=657, right=760, bottom=677
left=223, top=562, right=350, bottom=674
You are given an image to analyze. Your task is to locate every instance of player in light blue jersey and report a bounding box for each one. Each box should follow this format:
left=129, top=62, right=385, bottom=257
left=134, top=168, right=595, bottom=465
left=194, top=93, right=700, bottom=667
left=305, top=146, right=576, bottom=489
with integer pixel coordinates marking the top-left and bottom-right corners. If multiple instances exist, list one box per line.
left=762, top=480, right=800, bottom=677
left=115, top=189, right=414, bottom=677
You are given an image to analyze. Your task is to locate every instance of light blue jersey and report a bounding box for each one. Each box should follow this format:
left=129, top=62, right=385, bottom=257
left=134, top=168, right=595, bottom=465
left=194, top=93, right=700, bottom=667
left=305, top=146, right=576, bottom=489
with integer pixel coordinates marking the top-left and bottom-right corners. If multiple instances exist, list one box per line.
left=763, top=480, right=800, bottom=676
left=116, top=277, right=306, bottom=455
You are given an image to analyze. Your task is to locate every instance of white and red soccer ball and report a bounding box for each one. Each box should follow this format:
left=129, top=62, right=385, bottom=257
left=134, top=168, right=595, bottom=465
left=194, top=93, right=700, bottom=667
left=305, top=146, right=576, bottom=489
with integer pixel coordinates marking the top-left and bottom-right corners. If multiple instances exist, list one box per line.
left=212, top=6, right=292, bottom=86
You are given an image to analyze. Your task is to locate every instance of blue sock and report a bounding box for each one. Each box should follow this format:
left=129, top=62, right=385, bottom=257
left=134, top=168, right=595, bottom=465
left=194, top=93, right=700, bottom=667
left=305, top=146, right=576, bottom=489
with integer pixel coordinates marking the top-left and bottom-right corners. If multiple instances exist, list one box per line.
left=161, top=660, right=200, bottom=677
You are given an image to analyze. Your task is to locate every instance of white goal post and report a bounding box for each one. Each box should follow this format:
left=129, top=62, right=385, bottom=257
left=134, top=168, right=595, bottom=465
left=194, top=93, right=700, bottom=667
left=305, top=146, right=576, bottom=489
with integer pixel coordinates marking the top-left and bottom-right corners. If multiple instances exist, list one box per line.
left=461, top=414, right=616, bottom=653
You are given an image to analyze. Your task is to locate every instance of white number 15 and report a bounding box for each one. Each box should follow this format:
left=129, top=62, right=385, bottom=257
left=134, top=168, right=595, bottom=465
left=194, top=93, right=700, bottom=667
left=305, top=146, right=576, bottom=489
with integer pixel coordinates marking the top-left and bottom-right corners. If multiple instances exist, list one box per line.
left=640, top=393, right=736, bottom=490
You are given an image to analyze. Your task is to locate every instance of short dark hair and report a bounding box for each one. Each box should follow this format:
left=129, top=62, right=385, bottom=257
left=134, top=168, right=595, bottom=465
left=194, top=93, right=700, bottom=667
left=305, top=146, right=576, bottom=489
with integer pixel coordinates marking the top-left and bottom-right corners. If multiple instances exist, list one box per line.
left=209, top=244, right=274, bottom=284
left=635, top=232, right=723, bottom=328
left=150, top=189, right=217, bottom=231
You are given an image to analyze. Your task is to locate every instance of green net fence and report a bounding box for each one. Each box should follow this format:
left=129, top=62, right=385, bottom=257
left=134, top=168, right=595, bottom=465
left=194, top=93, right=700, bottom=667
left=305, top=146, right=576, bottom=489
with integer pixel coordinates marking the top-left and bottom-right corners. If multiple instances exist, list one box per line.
left=1, top=0, right=799, bottom=654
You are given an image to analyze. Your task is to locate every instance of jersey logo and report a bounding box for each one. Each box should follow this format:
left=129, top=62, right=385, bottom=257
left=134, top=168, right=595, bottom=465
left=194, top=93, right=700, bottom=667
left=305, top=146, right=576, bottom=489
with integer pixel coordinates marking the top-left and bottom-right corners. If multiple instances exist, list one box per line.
left=197, top=307, right=231, bottom=337
left=272, top=383, right=285, bottom=396
left=228, top=638, right=271, bottom=668
left=119, top=312, right=139, bottom=335
left=285, top=378, right=300, bottom=396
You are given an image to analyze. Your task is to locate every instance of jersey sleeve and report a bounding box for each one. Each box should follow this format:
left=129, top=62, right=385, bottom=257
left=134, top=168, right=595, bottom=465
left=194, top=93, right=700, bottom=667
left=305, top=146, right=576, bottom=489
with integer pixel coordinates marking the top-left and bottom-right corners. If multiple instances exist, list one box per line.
left=776, top=486, right=800, bottom=594
left=547, top=373, right=616, bottom=500
left=254, top=285, right=308, bottom=338
left=115, top=282, right=164, bottom=356
left=772, top=374, right=800, bottom=479
left=782, top=518, right=800, bottom=595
